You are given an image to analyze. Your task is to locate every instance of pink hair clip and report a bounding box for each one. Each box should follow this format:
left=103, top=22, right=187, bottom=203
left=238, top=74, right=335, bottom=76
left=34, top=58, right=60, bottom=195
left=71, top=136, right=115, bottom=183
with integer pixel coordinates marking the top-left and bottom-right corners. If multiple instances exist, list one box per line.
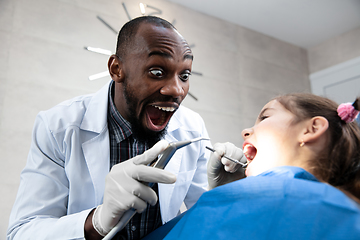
left=337, top=102, right=359, bottom=123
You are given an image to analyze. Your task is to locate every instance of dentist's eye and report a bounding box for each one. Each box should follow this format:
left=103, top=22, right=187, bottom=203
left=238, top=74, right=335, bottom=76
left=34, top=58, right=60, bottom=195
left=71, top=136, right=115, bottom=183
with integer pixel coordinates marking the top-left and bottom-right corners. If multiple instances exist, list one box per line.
left=179, top=72, right=191, bottom=81
left=150, top=69, right=164, bottom=77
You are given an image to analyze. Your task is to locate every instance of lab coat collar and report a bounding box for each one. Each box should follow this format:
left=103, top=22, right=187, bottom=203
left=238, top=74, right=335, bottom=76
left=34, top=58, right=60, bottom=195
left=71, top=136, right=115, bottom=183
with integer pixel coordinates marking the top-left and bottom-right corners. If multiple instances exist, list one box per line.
left=166, top=106, right=184, bottom=133
left=80, top=81, right=111, bottom=133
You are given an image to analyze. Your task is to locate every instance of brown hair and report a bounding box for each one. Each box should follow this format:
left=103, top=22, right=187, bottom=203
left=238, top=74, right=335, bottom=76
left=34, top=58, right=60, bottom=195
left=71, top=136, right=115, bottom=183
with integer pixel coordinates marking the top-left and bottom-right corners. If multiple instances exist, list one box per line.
left=275, top=93, right=360, bottom=199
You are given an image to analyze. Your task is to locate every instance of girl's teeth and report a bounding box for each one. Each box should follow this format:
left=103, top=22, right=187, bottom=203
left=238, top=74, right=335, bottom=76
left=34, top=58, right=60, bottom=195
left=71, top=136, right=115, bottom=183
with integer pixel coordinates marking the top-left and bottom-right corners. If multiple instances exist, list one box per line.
left=243, top=144, right=255, bottom=160
left=245, top=153, right=254, bottom=160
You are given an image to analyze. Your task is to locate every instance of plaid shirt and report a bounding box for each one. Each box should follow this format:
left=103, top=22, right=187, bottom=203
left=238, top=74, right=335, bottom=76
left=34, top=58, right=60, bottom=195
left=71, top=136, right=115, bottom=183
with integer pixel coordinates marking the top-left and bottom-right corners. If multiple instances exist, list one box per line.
left=107, top=82, right=162, bottom=239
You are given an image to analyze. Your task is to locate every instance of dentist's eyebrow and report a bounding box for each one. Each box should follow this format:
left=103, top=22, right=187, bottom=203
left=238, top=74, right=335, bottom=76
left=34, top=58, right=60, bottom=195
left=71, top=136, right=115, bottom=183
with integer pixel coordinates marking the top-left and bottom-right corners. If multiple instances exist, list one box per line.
left=148, top=50, right=193, bottom=61
left=183, top=53, right=193, bottom=61
left=148, top=51, right=171, bottom=58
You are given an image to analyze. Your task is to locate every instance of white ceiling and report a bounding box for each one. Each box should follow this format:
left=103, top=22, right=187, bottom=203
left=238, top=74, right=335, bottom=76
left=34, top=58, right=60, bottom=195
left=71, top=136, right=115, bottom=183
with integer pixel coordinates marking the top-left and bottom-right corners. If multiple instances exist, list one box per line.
left=167, top=0, right=360, bottom=49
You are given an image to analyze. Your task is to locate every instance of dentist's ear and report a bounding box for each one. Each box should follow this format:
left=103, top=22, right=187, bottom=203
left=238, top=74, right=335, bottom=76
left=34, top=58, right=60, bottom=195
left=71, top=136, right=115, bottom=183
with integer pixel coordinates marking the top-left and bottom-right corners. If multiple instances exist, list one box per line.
left=108, top=55, right=125, bottom=83
left=301, top=116, right=329, bottom=144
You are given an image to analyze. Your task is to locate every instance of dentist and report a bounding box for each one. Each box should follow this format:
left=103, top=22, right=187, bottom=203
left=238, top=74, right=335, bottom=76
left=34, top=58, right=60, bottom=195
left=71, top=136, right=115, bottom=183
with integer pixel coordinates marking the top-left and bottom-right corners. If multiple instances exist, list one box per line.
left=8, top=16, right=215, bottom=240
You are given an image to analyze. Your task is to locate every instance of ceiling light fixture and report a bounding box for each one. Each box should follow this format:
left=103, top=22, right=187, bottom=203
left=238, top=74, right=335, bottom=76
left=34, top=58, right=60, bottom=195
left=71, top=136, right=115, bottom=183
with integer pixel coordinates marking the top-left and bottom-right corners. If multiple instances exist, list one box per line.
left=84, top=46, right=112, bottom=56
left=138, top=3, right=162, bottom=16
left=89, top=71, right=109, bottom=81
left=139, top=3, right=146, bottom=15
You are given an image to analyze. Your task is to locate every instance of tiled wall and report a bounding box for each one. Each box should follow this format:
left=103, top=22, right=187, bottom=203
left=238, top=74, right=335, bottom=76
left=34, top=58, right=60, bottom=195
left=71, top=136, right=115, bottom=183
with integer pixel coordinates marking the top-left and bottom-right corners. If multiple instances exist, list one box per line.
left=0, top=0, right=311, bottom=236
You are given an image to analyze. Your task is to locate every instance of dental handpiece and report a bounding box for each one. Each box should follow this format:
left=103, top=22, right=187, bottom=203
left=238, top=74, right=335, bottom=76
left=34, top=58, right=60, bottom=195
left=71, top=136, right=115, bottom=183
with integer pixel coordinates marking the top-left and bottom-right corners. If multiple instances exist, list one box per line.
left=205, top=146, right=248, bottom=168
left=102, top=137, right=210, bottom=240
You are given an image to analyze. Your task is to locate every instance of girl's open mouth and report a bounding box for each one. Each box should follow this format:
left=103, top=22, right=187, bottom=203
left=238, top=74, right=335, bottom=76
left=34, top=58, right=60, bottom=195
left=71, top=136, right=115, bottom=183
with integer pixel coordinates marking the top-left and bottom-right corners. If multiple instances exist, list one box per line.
left=243, top=143, right=257, bottom=164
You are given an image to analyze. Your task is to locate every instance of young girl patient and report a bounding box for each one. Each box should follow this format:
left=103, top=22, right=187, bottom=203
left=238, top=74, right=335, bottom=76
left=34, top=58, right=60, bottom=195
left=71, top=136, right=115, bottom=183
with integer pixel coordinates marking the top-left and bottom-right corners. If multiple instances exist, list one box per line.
left=151, top=93, right=360, bottom=239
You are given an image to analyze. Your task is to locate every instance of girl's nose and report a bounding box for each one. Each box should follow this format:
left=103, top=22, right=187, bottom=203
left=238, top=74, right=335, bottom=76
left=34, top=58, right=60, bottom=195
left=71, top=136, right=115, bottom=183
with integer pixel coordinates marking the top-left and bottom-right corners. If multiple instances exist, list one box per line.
left=241, top=128, right=253, bottom=139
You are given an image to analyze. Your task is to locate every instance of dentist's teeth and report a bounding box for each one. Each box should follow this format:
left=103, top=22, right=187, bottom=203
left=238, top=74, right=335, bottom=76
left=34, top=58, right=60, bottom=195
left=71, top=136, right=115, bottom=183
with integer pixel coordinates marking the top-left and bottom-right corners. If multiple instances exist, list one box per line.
left=153, top=105, right=175, bottom=112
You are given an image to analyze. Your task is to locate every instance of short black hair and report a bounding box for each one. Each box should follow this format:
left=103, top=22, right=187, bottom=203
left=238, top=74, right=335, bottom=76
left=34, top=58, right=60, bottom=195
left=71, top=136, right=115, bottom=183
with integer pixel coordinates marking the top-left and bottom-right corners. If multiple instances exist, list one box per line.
left=115, top=16, right=176, bottom=59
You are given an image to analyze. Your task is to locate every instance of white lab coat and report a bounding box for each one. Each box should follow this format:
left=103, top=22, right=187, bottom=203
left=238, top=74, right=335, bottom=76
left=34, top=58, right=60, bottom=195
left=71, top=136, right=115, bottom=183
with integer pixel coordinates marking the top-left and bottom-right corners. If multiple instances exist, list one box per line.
left=7, top=81, right=210, bottom=240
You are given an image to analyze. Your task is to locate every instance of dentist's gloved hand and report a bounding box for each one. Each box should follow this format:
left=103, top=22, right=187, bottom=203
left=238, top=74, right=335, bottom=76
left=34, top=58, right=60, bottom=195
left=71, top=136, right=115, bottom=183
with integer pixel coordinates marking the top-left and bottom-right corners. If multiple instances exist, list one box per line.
left=92, top=140, right=176, bottom=236
left=207, top=142, right=246, bottom=190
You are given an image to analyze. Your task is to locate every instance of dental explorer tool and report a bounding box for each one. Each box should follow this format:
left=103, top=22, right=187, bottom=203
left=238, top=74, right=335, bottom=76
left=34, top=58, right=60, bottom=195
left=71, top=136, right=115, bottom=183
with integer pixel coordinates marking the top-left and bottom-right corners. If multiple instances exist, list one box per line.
left=205, top=146, right=248, bottom=168
left=103, top=137, right=210, bottom=240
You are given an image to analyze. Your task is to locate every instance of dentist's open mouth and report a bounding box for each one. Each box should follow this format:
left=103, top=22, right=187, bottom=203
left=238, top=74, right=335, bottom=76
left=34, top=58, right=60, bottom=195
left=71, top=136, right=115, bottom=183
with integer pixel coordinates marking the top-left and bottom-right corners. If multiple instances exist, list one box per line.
left=145, top=104, right=177, bottom=131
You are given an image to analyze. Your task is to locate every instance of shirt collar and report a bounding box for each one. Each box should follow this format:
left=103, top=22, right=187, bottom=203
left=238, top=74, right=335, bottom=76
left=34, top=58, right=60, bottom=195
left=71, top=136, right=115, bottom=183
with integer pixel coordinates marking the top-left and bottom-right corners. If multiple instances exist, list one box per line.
left=108, top=81, right=133, bottom=143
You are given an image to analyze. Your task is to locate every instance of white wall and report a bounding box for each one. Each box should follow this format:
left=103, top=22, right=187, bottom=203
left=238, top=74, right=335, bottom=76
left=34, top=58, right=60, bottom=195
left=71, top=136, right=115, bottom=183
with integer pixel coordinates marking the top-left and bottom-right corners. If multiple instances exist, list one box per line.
left=308, top=25, right=360, bottom=117
left=310, top=56, right=360, bottom=104
left=0, top=0, right=310, bottom=237
left=308, top=26, right=360, bottom=74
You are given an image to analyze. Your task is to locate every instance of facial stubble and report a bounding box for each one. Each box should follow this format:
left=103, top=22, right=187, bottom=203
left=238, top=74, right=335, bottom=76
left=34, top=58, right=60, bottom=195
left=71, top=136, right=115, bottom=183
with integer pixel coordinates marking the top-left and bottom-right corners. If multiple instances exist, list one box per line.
left=123, top=79, right=167, bottom=148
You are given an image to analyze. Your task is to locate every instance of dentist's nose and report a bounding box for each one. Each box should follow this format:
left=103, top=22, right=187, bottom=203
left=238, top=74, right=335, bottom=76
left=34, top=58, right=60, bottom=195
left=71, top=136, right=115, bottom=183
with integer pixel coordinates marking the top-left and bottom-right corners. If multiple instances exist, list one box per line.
left=160, top=77, right=187, bottom=98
